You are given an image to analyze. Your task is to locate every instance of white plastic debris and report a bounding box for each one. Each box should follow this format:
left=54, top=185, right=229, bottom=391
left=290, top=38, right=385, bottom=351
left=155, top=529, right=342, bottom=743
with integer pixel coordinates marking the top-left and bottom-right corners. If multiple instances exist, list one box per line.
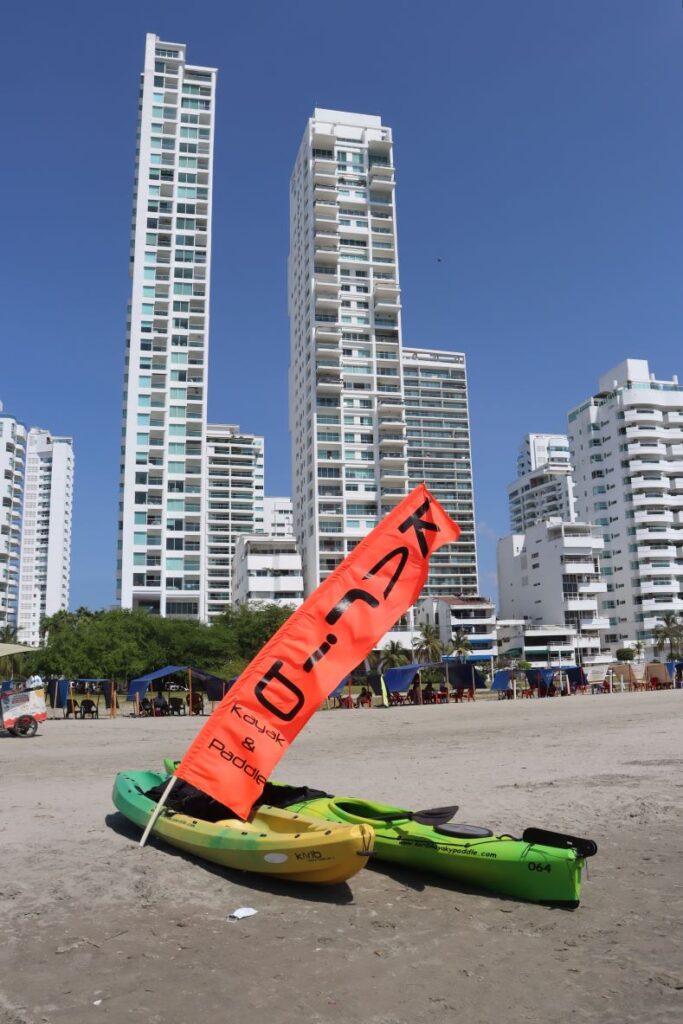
left=93, top=1000, right=102, bottom=1006
left=228, top=907, right=258, bottom=921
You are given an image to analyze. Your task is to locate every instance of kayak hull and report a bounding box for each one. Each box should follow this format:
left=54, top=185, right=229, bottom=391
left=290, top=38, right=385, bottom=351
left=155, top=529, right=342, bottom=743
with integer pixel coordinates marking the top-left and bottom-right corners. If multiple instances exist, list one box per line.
left=281, top=794, right=585, bottom=905
left=113, top=770, right=373, bottom=885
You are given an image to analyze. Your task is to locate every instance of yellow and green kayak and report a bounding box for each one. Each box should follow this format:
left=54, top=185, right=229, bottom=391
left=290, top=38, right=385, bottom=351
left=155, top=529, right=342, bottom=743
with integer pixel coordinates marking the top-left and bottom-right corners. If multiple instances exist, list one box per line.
left=159, top=761, right=596, bottom=904
left=114, top=770, right=374, bottom=885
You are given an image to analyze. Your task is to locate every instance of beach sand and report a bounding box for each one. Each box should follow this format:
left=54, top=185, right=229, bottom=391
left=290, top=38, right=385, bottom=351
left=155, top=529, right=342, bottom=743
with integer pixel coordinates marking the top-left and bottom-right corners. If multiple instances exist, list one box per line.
left=1, top=691, right=681, bottom=1024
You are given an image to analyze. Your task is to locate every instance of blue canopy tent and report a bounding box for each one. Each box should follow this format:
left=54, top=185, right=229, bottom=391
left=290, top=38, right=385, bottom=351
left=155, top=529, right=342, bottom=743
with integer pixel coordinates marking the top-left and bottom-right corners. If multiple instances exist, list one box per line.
left=491, top=669, right=511, bottom=693
left=443, top=660, right=487, bottom=690
left=127, top=665, right=231, bottom=705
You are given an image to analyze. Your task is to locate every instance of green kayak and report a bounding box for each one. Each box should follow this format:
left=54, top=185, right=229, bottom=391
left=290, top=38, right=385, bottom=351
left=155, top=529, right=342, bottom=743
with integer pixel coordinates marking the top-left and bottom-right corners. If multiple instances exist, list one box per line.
left=279, top=792, right=595, bottom=906
left=160, top=761, right=595, bottom=904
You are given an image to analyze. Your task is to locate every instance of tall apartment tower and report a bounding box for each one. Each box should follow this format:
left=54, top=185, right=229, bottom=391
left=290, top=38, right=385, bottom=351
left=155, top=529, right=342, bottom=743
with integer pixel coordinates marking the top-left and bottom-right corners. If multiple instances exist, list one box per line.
left=205, top=424, right=264, bottom=620
left=17, top=431, right=74, bottom=645
left=507, top=432, right=576, bottom=532
left=0, top=408, right=26, bottom=630
left=402, top=348, right=477, bottom=595
left=568, top=359, right=683, bottom=653
left=288, top=109, right=407, bottom=594
left=117, top=34, right=217, bottom=620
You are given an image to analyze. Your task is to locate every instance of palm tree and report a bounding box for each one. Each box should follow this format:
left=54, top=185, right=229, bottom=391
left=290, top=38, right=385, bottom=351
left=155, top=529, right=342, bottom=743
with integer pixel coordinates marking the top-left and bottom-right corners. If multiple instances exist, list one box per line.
left=653, top=613, right=683, bottom=660
left=448, top=629, right=472, bottom=661
left=412, top=624, right=443, bottom=664
left=379, top=641, right=410, bottom=670
left=633, top=640, right=645, bottom=662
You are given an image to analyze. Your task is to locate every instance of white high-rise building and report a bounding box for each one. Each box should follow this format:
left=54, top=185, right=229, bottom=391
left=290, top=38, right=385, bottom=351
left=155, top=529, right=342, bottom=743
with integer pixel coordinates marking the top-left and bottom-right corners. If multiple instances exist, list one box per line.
left=507, top=433, right=576, bottom=533
left=0, top=409, right=26, bottom=631
left=288, top=109, right=407, bottom=595
left=117, top=34, right=217, bottom=620
left=402, top=348, right=477, bottom=595
left=497, top=521, right=608, bottom=666
left=263, top=497, right=294, bottom=537
left=205, top=425, right=264, bottom=620
left=568, top=359, right=683, bottom=654
left=0, top=406, right=73, bottom=641
left=17, top=431, right=74, bottom=645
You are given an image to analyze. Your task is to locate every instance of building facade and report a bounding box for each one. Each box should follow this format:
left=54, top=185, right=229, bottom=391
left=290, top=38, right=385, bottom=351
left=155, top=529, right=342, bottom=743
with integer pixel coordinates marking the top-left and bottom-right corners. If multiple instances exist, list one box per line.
left=507, top=432, right=576, bottom=533
left=0, top=409, right=26, bottom=631
left=497, top=520, right=608, bottom=666
left=117, top=34, right=217, bottom=620
left=419, top=596, right=497, bottom=662
left=263, top=496, right=294, bottom=537
left=0, top=406, right=73, bottom=641
left=403, top=347, right=477, bottom=595
left=288, top=109, right=407, bottom=595
left=496, top=620, right=577, bottom=668
left=17, top=431, right=74, bottom=645
left=205, top=424, right=264, bottom=620
left=232, top=535, right=304, bottom=608
left=568, top=359, right=683, bottom=653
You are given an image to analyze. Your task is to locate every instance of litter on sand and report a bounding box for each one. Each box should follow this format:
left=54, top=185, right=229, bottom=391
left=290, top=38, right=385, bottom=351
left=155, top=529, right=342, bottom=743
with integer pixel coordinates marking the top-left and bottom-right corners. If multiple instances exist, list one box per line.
left=228, top=907, right=258, bottom=921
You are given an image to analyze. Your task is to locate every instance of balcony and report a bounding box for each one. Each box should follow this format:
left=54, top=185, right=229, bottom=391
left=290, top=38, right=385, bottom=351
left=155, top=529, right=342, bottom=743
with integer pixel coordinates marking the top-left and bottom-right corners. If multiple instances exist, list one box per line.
left=563, top=597, right=596, bottom=611
left=374, top=297, right=401, bottom=315
left=578, top=581, right=607, bottom=594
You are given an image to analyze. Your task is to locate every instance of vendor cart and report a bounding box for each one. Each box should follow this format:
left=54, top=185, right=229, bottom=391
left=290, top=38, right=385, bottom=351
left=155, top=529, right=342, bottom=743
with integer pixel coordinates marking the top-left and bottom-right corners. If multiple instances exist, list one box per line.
left=0, top=686, right=47, bottom=737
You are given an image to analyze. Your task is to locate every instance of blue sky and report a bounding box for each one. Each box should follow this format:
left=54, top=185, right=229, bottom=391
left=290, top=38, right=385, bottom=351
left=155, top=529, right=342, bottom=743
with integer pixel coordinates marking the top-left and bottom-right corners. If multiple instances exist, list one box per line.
left=2, top=0, right=681, bottom=608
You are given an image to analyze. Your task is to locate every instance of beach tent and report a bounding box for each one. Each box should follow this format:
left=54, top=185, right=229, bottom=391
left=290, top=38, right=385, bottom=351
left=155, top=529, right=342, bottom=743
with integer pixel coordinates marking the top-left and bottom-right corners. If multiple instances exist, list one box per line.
left=443, top=661, right=487, bottom=690
left=127, top=665, right=230, bottom=703
left=0, top=642, right=34, bottom=658
left=643, top=662, right=670, bottom=686
left=382, top=663, right=442, bottom=694
left=491, top=670, right=512, bottom=693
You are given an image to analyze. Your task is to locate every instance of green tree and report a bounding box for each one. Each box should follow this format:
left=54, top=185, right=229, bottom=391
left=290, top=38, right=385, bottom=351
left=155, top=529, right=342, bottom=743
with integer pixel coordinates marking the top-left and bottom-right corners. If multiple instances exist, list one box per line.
left=412, top=623, right=443, bottom=664
left=615, top=647, right=635, bottom=663
left=653, top=613, right=683, bottom=661
left=379, top=641, right=410, bottom=670
left=448, top=629, right=472, bottom=660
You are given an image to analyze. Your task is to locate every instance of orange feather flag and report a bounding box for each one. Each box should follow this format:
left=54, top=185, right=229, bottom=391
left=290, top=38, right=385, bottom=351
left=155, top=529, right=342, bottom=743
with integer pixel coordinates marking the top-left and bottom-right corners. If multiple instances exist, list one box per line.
left=174, top=484, right=460, bottom=818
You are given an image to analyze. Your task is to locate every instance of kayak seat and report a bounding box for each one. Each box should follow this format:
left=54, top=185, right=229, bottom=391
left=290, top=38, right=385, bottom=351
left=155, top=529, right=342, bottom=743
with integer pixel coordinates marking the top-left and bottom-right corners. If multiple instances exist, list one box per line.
left=434, top=823, right=493, bottom=839
left=334, top=800, right=411, bottom=824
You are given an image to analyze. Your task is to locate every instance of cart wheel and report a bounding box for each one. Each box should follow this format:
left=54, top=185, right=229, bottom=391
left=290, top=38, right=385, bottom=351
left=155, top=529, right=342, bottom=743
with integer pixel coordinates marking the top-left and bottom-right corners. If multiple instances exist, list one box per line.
left=13, top=715, right=38, bottom=738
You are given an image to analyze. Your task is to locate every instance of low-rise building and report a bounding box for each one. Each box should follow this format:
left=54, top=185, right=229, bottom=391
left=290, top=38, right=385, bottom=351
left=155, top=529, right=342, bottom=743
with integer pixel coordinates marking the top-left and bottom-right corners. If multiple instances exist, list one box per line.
left=263, top=497, right=294, bottom=538
left=232, top=535, right=304, bottom=608
left=496, top=620, right=577, bottom=667
left=497, top=520, right=609, bottom=667
left=418, top=595, right=498, bottom=663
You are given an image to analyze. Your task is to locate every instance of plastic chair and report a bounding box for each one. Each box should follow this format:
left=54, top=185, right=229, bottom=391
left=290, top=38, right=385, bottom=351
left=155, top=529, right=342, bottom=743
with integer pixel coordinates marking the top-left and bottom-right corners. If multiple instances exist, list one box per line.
left=80, top=699, right=98, bottom=719
left=169, top=696, right=186, bottom=716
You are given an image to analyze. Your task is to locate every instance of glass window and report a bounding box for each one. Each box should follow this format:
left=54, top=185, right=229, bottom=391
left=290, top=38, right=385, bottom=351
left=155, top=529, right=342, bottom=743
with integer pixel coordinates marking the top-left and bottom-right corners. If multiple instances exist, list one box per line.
left=166, top=558, right=183, bottom=571
left=134, top=532, right=147, bottom=545
left=136, top=433, right=149, bottom=445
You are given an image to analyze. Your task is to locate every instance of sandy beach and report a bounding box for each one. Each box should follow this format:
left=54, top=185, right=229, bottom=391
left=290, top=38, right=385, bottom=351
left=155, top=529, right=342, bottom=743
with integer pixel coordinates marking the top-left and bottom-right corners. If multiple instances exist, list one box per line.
left=1, top=691, right=682, bottom=1024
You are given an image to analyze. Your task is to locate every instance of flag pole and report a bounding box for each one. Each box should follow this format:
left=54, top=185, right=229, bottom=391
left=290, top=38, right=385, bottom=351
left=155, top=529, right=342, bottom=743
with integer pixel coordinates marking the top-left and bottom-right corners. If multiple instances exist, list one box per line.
left=188, top=666, right=193, bottom=715
left=139, top=775, right=178, bottom=848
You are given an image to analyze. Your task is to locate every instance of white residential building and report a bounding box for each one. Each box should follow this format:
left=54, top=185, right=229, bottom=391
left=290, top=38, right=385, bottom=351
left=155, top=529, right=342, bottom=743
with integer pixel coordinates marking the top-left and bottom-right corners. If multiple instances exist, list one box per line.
left=568, top=358, right=683, bottom=653
left=0, top=406, right=73, bottom=641
left=205, top=425, right=264, bottom=620
left=232, top=535, right=304, bottom=608
left=117, top=34, right=217, bottom=620
left=418, top=596, right=498, bottom=662
left=402, top=348, right=478, bottom=596
left=288, top=108, right=407, bottom=595
left=497, top=620, right=577, bottom=668
left=17, top=431, right=74, bottom=645
left=263, top=497, right=294, bottom=537
left=497, top=520, right=608, bottom=666
left=0, top=408, right=26, bottom=630
left=507, top=432, right=576, bottom=532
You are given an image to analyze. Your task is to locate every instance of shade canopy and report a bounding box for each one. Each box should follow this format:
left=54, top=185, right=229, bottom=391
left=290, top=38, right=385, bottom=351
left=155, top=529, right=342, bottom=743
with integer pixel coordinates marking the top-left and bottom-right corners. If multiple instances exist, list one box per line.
left=0, top=642, right=34, bottom=657
left=127, top=665, right=230, bottom=702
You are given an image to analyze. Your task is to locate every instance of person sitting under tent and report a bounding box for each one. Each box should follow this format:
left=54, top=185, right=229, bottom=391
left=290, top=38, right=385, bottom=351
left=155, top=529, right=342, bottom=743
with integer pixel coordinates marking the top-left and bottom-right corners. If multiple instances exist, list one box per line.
left=407, top=679, right=420, bottom=704
left=153, top=693, right=169, bottom=716
left=356, top=686, right=372, bottom=708
left=422, top=681, right=435, bottom=704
